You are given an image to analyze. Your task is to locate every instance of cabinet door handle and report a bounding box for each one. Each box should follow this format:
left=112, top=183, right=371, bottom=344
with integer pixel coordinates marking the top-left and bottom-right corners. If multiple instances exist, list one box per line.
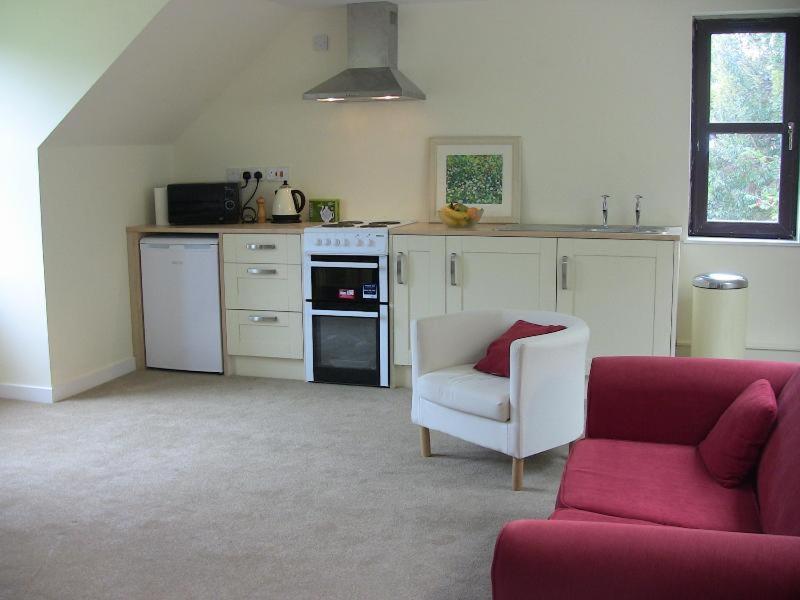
left=246, top=268, right=278, bottom=275
left=246, top=243, right=276, bottom=250
left=450, top=253, right=458, bottom=286
left=248, top=315, right=278, bottom=323
left=789, top=121, right=795, bottom=151
left=561, top=256, right=568, bottom=290
left=396, top=252, right=405, bottom=285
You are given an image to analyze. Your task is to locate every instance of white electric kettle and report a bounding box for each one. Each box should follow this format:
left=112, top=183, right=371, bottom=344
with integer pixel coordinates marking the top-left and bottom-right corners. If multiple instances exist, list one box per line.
left=272, top=181, right=306, bottom=223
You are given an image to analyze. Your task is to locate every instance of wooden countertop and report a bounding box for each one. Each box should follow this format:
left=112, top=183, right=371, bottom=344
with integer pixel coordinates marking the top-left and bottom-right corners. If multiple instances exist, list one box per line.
left=390, top=222, right=682, bottom=241
left=127, top=222, right=682, bottom=241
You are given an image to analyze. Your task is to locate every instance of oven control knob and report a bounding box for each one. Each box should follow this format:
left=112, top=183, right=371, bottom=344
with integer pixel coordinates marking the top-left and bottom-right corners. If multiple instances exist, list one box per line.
left=315, top=238, right=322, bottom=246
left=325, top=239, right=332, bottom=246
left=356, top=239, right=364, bottom=246
left=335, top=239, right=341, bottom=246
left=343, top=239, right=350, bottom=247
left=368, top=239, right=375, bottom=246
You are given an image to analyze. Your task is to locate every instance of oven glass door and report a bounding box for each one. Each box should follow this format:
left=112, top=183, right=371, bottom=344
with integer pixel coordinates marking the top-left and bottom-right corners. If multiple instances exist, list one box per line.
left=311, top=311, right=381, bottom=386
left=309, top=255, right=381, bottom=311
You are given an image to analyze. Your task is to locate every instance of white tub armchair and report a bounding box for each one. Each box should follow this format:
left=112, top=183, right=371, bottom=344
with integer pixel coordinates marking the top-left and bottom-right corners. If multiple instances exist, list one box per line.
left=411, top=310, right=589, bottom=490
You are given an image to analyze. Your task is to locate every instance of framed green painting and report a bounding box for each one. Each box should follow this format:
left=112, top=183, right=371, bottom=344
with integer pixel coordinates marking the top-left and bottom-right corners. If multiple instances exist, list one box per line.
left=429, top=136, right=521, bottom=223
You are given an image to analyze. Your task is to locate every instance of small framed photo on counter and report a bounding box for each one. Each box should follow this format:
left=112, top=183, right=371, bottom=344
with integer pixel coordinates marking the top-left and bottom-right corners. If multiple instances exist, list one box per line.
left=309, top=199, right=341, bottom=223
left=429, top=136, right=521, bottom=223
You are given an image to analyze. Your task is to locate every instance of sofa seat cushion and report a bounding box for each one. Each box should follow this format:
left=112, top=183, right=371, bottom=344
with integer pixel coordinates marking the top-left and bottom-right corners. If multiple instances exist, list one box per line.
left=417, top=364, right=510, bottom=422
left=550, top=508, right=662, bottom=526
left=558, top=439, right=761, bottom=533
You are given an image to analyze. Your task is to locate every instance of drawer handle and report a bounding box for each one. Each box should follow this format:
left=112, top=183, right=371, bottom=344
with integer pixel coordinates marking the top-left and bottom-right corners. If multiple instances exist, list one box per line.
left=246, top=268, right=278, bottom=275
left=246, top=243, right=276, bottom=250
left=248, top=315, right=278, bottom=323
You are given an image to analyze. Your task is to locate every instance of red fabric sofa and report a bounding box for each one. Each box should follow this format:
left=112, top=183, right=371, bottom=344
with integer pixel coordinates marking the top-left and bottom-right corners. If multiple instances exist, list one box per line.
left=492, top=356, right=800, bottom=600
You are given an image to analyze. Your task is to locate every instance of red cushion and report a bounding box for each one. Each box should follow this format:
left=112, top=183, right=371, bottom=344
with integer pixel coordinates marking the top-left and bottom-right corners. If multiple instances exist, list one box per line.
left=557, top=438, right=761, bottom=532
left=758, top=368, right=800, bottom=536
left=698, top=379, right=777, bottom=488
left=473, top=320, right=566, bottom=377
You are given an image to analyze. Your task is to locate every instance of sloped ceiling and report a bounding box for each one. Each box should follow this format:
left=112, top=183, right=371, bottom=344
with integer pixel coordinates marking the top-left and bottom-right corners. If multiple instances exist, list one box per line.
left=45, top=0, right=293, bottom=146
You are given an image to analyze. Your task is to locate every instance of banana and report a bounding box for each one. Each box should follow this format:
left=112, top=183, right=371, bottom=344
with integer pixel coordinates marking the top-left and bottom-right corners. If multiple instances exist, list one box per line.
left=439, top=206, right=472, bottom=227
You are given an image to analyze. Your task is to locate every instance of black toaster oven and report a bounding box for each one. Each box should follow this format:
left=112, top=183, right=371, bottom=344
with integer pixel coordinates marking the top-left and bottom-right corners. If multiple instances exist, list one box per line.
left=167, top=183, right=240, bottom=225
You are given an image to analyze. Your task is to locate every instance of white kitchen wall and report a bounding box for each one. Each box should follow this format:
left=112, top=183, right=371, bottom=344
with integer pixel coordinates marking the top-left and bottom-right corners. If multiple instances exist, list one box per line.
left=38, top=145, right=173, bottom=397
left=0, top=0, right=169, bottom=401
left=173, top=0, right=800, bottom=360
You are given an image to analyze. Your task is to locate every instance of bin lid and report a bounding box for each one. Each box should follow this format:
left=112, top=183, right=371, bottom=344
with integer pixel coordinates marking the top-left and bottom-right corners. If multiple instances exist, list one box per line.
left=692, top=272, right=748, bottom=290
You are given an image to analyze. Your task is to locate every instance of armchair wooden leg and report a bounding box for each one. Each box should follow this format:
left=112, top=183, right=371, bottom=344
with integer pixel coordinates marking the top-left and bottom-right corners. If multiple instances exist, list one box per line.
left=420, top=427, right=432, bottom=458
left=512, top=458, right=524, bottom=491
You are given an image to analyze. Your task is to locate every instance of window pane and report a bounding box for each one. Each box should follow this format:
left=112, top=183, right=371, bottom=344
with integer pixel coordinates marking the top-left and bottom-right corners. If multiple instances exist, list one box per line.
left=708, top=133, right=781, bottom=222
left=710, top=32, right=785, bottom=123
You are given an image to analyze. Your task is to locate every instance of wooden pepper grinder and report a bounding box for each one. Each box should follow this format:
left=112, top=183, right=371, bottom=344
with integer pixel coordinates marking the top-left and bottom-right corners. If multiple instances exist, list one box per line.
left=256, top=197, right=267, bottom=224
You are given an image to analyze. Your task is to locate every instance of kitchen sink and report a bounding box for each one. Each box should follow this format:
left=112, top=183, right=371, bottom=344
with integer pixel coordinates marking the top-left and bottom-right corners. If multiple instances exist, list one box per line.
left=495, top=224, right=672, bottom=234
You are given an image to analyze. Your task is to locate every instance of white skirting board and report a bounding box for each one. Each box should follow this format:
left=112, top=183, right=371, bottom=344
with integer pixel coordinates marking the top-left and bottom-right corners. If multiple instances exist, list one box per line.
left=51, top=357, right=137, bottom=401
left=0, top=383, right=53, bottom=404
left=0, top=357, right=136, bottom=403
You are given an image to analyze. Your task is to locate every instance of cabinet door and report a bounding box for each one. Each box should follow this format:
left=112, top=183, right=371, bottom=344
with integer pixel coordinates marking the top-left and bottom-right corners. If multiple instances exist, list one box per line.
left=556, top=239, right=674, bottom=367
left=392, top=235, right=447, bottom=366
left=445, top=237, right=557, bottom=314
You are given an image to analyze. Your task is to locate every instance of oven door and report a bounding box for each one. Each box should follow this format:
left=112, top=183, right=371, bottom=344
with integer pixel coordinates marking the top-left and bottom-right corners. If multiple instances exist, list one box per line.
left=303, top=306, right=389, bottom=387
left=304, top=255, right=388, bottom=309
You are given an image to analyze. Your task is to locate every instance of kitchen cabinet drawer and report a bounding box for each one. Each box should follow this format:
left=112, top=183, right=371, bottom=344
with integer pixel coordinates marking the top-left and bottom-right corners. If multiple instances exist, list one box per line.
left=223, top=234, right=301, bottom=265
left=226, top=310, right=303, bottom=359
left=224, top=264, right=302, bottom=312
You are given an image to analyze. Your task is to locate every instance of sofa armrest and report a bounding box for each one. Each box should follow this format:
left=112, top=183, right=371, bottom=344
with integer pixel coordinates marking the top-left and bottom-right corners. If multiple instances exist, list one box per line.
left=508, top=320, right=589, bottom=457
left=586, top=356, right=798, bottom=445
left=492, top=520, right=800, bottom=600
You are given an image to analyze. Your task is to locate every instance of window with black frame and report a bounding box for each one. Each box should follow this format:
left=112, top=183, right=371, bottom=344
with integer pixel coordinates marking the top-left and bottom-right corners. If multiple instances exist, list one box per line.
left=691, top=17, right=799, bottom=239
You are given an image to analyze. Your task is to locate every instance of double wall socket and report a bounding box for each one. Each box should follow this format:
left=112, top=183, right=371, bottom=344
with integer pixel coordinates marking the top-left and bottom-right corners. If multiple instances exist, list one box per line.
left=226, top=167, right=266, bottom=184
left=226, top=167, right=290, bottom=184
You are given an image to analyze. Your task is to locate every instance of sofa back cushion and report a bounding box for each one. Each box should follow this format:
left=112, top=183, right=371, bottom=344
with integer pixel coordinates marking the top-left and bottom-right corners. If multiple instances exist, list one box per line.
left=698, top=379, right=777, bottom=488
left=757, top=369, right=800, bottom=536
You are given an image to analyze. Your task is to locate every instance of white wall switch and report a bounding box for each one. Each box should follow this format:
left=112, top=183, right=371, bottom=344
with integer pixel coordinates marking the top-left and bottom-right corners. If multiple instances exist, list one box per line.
left=313, top=34, right=329, bottom=51
left=267, top=167, right=290, bottom=182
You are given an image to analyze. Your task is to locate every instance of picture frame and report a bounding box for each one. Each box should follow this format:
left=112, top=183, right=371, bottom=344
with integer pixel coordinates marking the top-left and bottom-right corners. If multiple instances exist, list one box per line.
left=309, top=198, right=341, bottom=223
left=428, top=136, right=522, bottom=223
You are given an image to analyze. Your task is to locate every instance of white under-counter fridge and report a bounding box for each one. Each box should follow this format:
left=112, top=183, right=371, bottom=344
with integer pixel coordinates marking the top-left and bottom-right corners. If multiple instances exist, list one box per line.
left=139, top=235, right=223, bottom=373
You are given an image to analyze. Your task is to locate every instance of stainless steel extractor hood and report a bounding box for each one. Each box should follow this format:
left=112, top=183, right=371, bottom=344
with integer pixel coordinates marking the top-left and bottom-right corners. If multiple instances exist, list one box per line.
left=303, top=2, right=425, bottom=102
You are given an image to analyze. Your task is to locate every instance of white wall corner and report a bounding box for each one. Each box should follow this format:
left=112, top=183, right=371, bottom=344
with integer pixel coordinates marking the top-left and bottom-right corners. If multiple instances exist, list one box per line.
left=51, top=357, right=136, bottom=402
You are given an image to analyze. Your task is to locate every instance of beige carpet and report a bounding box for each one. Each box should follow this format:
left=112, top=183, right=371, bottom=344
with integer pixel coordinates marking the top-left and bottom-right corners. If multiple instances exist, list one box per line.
left=0, top=371, right=567, bottom=600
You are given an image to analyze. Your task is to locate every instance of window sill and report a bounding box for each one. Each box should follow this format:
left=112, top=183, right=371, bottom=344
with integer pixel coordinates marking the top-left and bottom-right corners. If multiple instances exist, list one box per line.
left=684, top=236, right=800, bottom=247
